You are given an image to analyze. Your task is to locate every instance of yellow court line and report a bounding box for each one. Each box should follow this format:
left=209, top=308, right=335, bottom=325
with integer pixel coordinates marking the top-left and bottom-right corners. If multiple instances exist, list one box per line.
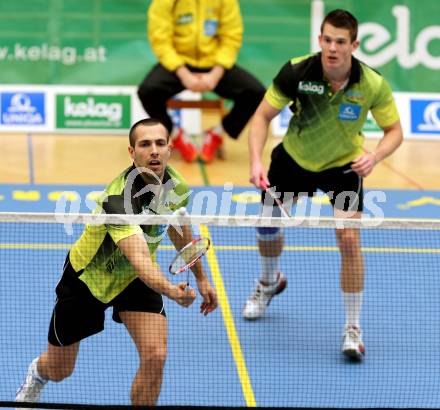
left=1, top=243, right=439, bottom=254
left=192, top=245, right=440, bottom=253
left=0, top=243, right=70, bottom=249
left=199, top=225, right=256, bottom=407
left=361, top=247, right=440, bottom=254
left=283, top=246, right=440, bottom=254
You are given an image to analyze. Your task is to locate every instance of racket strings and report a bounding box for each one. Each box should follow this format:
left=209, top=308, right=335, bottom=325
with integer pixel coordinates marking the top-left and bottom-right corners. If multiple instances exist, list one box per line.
left=169, top=238, right=210, bottom=275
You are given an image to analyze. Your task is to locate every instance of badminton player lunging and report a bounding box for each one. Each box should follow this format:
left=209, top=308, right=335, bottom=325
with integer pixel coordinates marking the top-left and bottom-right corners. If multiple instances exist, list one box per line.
left=16, top=118, right=217, bottom=407
left=243, top=9, right=402, bottom=361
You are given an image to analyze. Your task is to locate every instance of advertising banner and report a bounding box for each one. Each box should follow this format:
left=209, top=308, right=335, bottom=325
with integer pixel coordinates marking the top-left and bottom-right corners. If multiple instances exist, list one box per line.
left=1, top=92, right=46, bottom=126
left=0, top=0, right=438, bottom=92
left=410, top=99, right=440, bottom=136
left=0, top=1, right=439, bottom=137
left=310, top=1, right=440, bottom=93
left=56, top=94, right=131, bottom=129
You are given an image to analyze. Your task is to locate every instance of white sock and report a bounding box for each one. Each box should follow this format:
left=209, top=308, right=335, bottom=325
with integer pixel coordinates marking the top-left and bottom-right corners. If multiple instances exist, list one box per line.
left=343, top=292, right=363, bottom=328
left=260, top=255, right=280, bottom=285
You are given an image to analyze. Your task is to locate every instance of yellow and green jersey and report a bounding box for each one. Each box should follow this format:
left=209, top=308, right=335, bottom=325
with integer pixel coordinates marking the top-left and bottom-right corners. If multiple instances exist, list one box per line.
left=265, top=53, right=400, bottom=172
left=69, top=165, right=190, bottom=303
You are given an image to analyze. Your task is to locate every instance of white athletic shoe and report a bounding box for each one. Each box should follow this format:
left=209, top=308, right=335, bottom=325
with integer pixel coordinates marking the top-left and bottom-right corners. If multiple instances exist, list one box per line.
left=242, top=272, right=287, bottom=320
left=16, top=357, right=47, bottom=409
left=342, top=325, right=365, bottom=361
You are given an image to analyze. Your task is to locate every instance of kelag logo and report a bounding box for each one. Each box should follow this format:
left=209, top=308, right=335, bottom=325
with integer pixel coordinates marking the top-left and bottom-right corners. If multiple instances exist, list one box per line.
left=410, top=99, right=440, bottom=134
left=1, top=92, right=45, bottom=125
left=56, top=94, right=131, bottom=129
left=356, top=5, right=440, bottom=69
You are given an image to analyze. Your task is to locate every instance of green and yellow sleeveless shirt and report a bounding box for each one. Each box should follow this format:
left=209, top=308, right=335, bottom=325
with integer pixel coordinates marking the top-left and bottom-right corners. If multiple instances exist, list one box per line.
left=69, top=165, right=190, bottom=303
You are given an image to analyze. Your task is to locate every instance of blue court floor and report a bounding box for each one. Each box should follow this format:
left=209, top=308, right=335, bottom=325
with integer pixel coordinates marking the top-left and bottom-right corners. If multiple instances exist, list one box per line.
left=1, top=185, right=440, bottom=407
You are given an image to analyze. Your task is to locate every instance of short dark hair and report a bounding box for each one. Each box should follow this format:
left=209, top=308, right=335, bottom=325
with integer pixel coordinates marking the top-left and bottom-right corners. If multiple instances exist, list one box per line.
left=320, top=9, right=358, bottom=42
left=128, top=117, right=170, bottom=147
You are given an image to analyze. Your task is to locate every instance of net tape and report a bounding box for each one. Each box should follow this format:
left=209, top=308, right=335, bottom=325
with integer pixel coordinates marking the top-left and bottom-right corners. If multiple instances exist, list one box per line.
left=0, top=212, right=439, bottom=230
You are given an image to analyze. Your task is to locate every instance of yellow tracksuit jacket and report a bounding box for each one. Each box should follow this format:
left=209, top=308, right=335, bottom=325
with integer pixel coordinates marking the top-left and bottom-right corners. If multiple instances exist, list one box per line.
left=148, top=0, right=243, bottom=71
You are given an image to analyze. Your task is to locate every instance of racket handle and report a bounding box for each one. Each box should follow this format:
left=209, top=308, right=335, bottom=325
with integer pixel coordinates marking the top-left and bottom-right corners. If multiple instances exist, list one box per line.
left=260, top=179, right=269, bottom=190
left=261, top=180, right=291, bottom=218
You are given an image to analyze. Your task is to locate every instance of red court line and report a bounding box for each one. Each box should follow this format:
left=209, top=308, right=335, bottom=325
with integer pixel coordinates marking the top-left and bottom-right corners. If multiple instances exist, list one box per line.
left=380, top=160, right=425, bottom=191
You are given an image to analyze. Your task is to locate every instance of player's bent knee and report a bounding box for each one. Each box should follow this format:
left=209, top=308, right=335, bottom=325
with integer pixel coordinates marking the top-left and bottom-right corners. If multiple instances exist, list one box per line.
left=257, top=227, right=282, bottom=241
left=140, top=346, right=167, bottom=369
left=48, top=365, right=75, bottom=382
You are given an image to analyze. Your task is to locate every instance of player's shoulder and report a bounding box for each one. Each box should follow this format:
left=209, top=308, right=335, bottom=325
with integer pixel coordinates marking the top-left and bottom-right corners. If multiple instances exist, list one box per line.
left=279, top=53, right=321, bottom=79
left=289, top=53, right=318, bottom=66
left=162, top=165, right=191, bottom=211
left=289, top=53, right=320, bottom=70
left=89, top=166, right=133, bottom=215
left=357, top=58, right=388, bottom=89
left=274, top=53, right=320, bottom=89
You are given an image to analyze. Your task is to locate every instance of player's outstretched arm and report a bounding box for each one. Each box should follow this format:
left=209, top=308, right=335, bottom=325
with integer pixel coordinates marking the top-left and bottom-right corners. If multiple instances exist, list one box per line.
left=248, top=99, right=281, bottom=189
left=117, top=233, right=196, bottom=308
left=373, top=120, right=403, bottom=163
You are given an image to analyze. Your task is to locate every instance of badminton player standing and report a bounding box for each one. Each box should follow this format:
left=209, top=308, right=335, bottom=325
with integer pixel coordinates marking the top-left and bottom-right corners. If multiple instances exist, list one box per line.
left=243, top=9, right=402, bottom=361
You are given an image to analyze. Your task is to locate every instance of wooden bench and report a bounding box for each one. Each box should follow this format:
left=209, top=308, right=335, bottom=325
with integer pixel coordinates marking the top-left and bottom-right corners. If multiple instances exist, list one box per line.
left=166, top=96, right=225, bottom=160
left=166, top=97, right=225, bottom=116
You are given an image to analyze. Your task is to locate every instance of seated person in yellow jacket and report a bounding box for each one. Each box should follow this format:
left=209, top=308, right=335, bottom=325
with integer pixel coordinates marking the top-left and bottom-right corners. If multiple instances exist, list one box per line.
left=138, top=0, right=265, bottom=163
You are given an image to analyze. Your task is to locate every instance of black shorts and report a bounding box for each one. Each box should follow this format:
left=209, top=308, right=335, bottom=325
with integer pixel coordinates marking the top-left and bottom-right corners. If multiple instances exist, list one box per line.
left=48, top=255, right=166, bottom=347
left=264, top=143, right=363, bottom=213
